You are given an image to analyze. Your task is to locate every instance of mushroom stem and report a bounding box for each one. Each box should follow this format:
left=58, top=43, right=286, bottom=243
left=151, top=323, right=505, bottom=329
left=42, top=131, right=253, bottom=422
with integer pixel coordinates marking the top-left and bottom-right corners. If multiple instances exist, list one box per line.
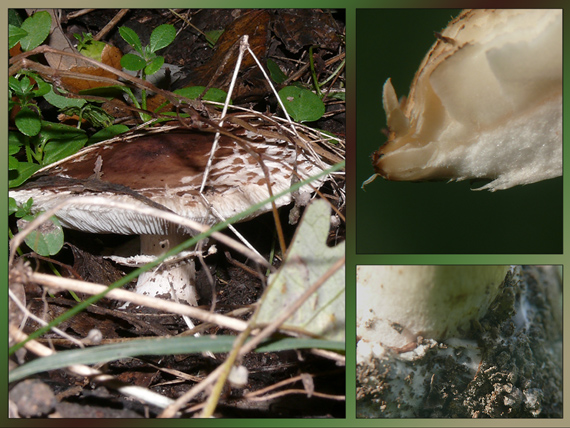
left=357, top=265, right=509, bottom=352
left=134, top=230, right=199, bottom=307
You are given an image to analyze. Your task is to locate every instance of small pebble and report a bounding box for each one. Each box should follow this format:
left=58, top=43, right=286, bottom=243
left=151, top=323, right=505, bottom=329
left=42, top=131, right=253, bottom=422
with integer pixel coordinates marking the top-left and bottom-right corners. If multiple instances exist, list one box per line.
left=10, top=379, right=56, bottom=417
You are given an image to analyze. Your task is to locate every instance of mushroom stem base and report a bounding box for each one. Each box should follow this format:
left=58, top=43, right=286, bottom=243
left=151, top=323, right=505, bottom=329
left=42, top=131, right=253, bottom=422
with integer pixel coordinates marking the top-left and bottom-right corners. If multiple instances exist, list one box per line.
left=135, top=259, right=198, bottom=306
left=133, top=233, right=199, bottom=306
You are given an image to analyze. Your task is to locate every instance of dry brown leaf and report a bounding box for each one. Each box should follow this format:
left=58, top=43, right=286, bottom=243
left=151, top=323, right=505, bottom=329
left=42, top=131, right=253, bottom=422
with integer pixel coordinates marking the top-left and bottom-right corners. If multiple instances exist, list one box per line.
left=191, top=9, right=271, bottom=89
left=272, top=10, right=341, bottom=54
left=60, top=44, right=123, bottom=92
left=100, top=44, right=123, bottom=70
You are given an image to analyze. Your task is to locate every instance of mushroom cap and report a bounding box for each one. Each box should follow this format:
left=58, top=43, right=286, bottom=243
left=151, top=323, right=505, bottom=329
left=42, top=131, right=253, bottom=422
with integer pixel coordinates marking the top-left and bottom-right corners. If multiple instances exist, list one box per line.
left=10, top=123, right=335, bottom=235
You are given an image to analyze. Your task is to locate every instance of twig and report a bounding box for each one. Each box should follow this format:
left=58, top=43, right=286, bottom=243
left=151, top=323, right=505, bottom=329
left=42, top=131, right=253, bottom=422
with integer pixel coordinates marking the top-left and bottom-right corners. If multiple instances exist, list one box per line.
left=158, top=361, right=225, bottom=418
left=245, top=389, right=345, bottom=402
left=244, top=373, right=309, bottom=397
left=309, top=348, right=346, bottom=364
left=25, top=271, right=249, bottom=333
left=158, top=255, right=345, bottom=418
left=9, top=325, right=177, bottom=411
left=93, top=9, right=129, bottom=41
left=64, top=9, right=95, bottom=20
left=9, top=288, right=85, bottom=348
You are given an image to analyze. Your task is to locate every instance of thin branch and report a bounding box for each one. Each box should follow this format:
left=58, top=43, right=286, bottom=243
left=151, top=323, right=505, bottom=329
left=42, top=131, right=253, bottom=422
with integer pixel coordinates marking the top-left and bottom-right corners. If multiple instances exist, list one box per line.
left=244, top=373, right=309, bottom=397
left=64, top=9, right=95, bottom=20
left=93, top=9, right=129, bottom=41
left=9, top=288, right=85, bottom=348
left=24, top=271, right=249, bottom=333
left=245, top=388, right=345, bottom=402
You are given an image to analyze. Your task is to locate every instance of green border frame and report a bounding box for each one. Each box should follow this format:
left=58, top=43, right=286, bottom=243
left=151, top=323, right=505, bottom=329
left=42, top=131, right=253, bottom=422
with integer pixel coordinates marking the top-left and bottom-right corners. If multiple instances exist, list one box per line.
left=4, top=2, right=569, bottom=426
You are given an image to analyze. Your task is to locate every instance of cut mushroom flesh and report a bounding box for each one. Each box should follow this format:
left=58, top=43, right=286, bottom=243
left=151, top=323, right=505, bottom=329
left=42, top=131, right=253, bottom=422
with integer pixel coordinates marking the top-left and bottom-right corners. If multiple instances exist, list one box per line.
left=373, top=9, right=562, bottom=191
left=10, top=120, right=340, bottom=307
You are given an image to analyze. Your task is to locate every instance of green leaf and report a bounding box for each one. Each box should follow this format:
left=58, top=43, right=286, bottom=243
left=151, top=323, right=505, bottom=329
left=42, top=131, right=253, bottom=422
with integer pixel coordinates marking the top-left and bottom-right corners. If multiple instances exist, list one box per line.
left=149, top=24, right=176, bottom=53
left=9, top=198, right=19, bottom=216
left=9, top=9, right=24, bottom=27
left=43, top=86, right=86, bottom=109
left=119, top=26, right=142, bottom=54
left=9, top=24, right=27, bottom=48
left=8, top=334, right=341, bottom=383
left=267, top=58, right=288, bottom=84
left=79, top=105, right=115, bottom=128
left=174, top=86, right=230, bottom=104
left=74, top=33, right=107, bottom=60
left=144, top=55, right=164, bottom=76
left=256, top=199, right=345, bottom=342
left=88, top=124, right=129, bottom=145
left=13, top=198, right=34, bottom=219
left=58, top=104, right=114, bottom=128
left=8, top=131, right=25, bottom=155
left=278, top=86, right=325, bottom=122
left=12, top=76, right=34, bottom=99
left=15, top=106, right=42, bottom=136
left=39, top=122, right=88, bottom=165
left=9, top=156, right=19, bottom=170
left=120, top=53, right=147, bottom=71
left=19, top=11, right=51, bottom=51
left=20, top=76, right=33, bottom=94
left=37, top=121, right=87, bottom=142
left=77, top=85, right=129, bottom=99
left=9, top=162, right=41, bottom=188
left=31, top=75, right=52, bottom=98
left=328, top=91, right=345, bottom=101
left=18, top=214, right=64, bottom=256
left=205, top=29, right=224, bottom=47
left=8, top=76, right=23, bottom=96
left=43, top=139, right=88, bottom=166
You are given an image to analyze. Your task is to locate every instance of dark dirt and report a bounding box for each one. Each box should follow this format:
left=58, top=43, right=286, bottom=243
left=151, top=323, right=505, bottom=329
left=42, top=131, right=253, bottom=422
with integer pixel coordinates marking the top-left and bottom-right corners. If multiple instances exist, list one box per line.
left=9, top=8, right=345, bottom=419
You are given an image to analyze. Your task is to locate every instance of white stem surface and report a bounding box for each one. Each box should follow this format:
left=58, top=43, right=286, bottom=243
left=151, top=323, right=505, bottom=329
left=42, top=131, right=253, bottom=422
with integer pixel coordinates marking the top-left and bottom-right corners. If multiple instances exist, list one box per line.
left=134, top=231, right=199, bottom=306
left=357, top=265, right=509, bottom=358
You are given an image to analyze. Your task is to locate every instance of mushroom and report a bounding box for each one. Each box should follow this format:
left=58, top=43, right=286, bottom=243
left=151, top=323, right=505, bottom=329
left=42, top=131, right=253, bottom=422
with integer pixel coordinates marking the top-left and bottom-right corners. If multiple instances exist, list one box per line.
left=357, top=265, right=563, bottom=418
left=366, top=9, right=562, bottom=191
left=357, top=265, right=509, bottom=359
left=10, top=120, right=340, bottom=311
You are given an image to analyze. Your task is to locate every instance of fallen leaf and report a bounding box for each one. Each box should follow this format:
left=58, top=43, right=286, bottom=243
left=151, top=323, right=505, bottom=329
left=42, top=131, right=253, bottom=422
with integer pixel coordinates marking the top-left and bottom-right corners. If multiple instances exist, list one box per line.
left=256, top=199, right=345, bottom=342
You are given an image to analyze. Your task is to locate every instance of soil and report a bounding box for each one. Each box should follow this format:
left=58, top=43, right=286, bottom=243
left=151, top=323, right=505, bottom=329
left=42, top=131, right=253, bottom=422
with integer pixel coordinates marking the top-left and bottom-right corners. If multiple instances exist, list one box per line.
left=356, top=266, right=562, bottom=418
left=9, top=8, right=345, bottom=419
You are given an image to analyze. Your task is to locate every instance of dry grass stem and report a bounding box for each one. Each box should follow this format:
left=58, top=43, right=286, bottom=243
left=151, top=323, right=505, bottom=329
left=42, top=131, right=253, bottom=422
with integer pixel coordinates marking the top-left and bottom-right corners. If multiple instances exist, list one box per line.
left=9, top=325, right=177, bottom=410
left=9, top=288, right=85, bottom=348
left=26, top=271, right=249, bottom=333
left=245, top=389, right=345, bottom=402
